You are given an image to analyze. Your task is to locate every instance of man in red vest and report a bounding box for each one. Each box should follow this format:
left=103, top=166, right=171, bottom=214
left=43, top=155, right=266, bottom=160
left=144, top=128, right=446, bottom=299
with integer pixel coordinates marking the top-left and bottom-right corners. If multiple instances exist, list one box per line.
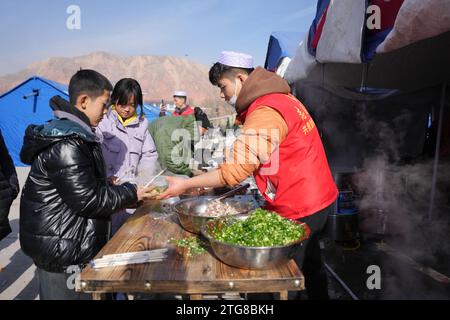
left=172, top=91, right=195, bottom=116
left=160, top=51, right=338, bottom=299
left=172, top=91, right=211, bottom=137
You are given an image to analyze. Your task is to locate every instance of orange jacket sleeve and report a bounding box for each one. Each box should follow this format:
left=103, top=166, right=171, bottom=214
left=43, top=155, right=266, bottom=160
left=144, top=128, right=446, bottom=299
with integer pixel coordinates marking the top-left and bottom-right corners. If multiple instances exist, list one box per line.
left=218, top=106, right=288, bottom=186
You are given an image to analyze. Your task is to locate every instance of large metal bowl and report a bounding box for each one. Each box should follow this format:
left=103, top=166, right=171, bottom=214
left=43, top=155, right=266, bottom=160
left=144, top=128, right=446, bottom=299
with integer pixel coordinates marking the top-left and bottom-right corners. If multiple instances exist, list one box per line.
left=173, top=196, right=256, bottom=234
left=180, top=186, right=247, bottom=199
left=201, top=214, right=311, bottom=270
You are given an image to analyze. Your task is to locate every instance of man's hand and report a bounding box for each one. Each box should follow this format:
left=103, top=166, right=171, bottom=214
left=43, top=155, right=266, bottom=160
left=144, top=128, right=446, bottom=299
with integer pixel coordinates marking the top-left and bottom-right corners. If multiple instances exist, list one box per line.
left=157, top=176, right=189, bottom=200
left=137, top=185, right=157, bottom=201
left=157, top=170, right=225, bottom=200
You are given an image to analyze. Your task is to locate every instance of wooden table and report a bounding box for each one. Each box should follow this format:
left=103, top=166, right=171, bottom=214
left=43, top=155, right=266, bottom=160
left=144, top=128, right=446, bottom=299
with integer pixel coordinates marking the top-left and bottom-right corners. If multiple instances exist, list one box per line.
left=76, top=201, right=305, bottom=300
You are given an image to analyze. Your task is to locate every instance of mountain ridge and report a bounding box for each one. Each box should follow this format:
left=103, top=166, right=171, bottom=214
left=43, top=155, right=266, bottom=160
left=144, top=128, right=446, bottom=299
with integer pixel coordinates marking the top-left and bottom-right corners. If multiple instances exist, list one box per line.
left=0, top=52, right=233, bottom=116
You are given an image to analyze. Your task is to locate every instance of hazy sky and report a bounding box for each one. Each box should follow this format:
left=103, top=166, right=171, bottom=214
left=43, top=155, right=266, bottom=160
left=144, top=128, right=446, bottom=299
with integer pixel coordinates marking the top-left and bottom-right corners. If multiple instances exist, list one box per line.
left=0, top=0, right=317, bottom=75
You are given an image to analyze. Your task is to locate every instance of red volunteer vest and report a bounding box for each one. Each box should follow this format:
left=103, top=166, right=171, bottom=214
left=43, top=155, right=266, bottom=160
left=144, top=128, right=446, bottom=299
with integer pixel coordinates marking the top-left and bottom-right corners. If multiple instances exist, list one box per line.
left=245, top=93, right=338, bottom=220
left=173, top=106, right=195, bottom=116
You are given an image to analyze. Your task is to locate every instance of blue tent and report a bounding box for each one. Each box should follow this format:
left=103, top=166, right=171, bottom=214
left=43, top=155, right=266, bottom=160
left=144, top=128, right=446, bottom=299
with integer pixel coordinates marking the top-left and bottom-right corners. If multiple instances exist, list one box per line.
left=0, top=76, right=170, bottom=166
left=264, top=31, right=304, bottom=72
left=0, top=76, right=69, bottom=166
left=143, top=104, right=163, bottom=121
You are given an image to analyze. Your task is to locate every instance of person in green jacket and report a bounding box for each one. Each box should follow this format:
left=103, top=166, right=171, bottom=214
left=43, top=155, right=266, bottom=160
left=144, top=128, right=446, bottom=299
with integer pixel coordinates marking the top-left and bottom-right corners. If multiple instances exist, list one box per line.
left=148, top=109, right=211, bottom=177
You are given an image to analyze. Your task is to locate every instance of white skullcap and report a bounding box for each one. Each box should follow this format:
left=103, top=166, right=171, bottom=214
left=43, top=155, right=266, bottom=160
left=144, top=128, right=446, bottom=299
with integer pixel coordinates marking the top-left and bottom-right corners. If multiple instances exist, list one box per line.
left=218, top=51, right=254, bottom=68
left=173, top=91, right=187, bottom=97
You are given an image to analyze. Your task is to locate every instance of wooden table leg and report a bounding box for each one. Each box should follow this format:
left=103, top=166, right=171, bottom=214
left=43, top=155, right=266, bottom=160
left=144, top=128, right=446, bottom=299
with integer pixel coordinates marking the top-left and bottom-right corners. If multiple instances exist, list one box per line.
left=92, top=293, right=106, bottom=300
left=279, top=291, right=288, bottom=300
left=190, top=294, right=203, bottom=300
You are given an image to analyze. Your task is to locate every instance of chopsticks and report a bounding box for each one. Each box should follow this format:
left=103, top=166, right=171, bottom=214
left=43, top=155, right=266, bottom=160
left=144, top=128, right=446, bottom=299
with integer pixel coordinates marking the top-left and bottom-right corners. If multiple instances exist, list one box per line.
left=90, top=249, right=168, bottom=269
left=144, top=169, right=167, bottom=188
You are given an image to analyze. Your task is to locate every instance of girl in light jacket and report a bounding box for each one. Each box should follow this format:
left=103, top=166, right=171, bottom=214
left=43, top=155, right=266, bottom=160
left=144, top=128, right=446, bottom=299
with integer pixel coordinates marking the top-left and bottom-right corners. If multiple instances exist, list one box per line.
left=97, top=78, right=158, bottom=233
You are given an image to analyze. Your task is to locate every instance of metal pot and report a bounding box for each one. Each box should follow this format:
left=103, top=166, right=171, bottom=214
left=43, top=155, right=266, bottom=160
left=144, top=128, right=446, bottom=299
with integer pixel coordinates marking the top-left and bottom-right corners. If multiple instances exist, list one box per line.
left=326, top=190, right=360, bottom=242
left=327, top=212, right=359, bottom=242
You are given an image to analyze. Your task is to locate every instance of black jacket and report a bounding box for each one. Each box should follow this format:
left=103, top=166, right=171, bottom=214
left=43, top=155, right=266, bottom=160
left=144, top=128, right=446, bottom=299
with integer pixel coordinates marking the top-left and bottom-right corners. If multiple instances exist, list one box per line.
left=0, top=129, right=19, bottom=241
left=19, top=96, right=138, bottom=272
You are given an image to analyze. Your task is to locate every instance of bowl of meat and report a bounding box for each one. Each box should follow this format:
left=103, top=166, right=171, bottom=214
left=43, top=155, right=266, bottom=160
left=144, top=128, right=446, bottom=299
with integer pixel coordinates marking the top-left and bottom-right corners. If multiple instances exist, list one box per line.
left=173, top=196, right=256, bottom=234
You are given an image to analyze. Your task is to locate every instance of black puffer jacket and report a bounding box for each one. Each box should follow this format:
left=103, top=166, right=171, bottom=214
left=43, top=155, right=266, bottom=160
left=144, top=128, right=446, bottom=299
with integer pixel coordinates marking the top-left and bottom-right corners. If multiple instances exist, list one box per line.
left=0, top=129, right=19, bottom=241
left=20, top=96, right=138, bottom=272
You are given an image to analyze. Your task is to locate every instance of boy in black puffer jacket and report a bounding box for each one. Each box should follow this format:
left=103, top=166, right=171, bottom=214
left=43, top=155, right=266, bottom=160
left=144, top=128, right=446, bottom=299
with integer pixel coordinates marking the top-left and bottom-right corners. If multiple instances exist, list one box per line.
left=19, top=70, right=155, bottom=300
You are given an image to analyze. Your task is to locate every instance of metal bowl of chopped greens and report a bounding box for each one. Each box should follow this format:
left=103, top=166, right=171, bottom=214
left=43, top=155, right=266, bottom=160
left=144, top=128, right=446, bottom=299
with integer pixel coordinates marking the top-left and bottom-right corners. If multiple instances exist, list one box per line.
left=173, top=196, right=256, bottom=234
left=200, top=209, right=311, bottom=270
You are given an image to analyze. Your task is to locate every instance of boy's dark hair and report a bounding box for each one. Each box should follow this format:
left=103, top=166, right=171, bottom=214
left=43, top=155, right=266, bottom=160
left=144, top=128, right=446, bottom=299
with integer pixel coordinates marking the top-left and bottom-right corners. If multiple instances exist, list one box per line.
left=111, top=78, right=144, bottom=118
left=209, top=63, right=254, bottom=86
left=69, top=69, right=113, bottom=105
